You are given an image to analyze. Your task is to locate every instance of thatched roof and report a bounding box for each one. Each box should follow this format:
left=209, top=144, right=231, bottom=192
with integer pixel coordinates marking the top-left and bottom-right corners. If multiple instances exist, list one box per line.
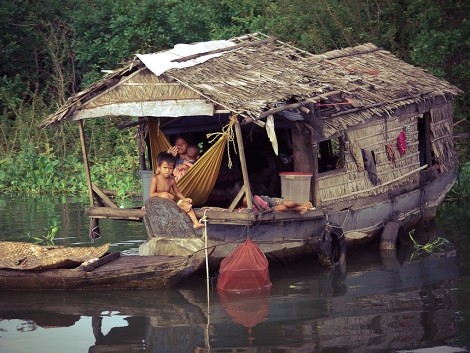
left=39, top=33, right=462, bottom=136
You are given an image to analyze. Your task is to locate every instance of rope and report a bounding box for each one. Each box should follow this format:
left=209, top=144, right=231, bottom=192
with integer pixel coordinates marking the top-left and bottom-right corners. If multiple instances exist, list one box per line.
left=206, top=114, right=238, bottom=169
left=200, top=208, right=212, bottom=350
left=201, top=209, right=211, bottom=302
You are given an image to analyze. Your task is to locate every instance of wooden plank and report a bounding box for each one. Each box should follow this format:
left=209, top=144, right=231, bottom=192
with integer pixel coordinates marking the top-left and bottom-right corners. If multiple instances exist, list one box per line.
left=257, top=209, right=324, bottom=222
left=78, top=252, right=120, bottom=272
left=228, top=185, right=246, bottom=211
left=92, top=183, right=118, bottom=208
left=194, top=209, right=255, bottom=221
left=87, top=207, right=146, bottom=220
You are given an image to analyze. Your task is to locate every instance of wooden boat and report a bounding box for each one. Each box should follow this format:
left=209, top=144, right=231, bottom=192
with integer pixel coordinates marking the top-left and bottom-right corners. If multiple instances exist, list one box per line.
left=0, top=241, right=206, bottom=290
left=39, top=33, right=462, bottom=268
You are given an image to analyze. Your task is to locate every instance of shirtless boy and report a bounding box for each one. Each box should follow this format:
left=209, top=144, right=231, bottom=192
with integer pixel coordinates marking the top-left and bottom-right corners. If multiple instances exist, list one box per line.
left=149, top=152, right=203, bottom=229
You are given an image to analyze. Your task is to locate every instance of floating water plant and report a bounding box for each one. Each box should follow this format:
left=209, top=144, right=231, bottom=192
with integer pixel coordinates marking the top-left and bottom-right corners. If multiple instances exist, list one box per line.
left=409, top=229, right=450, bottom=259
left=26, top=221, right=59, bottom=245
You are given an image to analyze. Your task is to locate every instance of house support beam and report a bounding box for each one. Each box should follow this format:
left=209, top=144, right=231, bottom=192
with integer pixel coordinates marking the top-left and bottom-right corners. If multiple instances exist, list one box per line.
left=79, top=120, right=94, bottom=207
left=234, top=119, right=253, bottom=210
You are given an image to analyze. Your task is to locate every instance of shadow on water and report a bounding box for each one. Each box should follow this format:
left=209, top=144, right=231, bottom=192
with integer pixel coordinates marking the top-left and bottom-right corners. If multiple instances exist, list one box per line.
left=0, top=197, right=469, bottom=352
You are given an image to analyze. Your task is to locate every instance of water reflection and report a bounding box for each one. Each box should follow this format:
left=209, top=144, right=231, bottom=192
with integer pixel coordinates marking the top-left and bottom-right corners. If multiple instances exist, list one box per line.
left=0, top=195, right=147, bottom=253
left=1, top=196, right=469, bottom=352
left=0, top=248, right=463, bottom=352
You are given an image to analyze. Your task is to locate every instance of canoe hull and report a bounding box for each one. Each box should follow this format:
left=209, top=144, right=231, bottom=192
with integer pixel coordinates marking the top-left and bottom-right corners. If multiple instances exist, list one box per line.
left=0, top=255, right=204, bottom=290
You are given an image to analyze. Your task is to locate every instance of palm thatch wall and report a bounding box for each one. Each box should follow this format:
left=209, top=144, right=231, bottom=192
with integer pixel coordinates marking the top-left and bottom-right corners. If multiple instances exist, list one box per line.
left=318, top=101, right=456, bottom=205
left=430, top=104, right=457, bottom=172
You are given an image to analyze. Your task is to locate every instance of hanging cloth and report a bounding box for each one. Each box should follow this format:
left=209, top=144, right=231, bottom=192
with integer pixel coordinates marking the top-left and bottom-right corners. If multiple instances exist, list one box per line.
left=397, top=130, right=407, bottom=156
left=147, top=116, right=237, bottom=206
left=177, top=116, right=237, bottom=206
left=265, top=115, right=278, bottom=155
left=177, top=135, right=226, bottom=205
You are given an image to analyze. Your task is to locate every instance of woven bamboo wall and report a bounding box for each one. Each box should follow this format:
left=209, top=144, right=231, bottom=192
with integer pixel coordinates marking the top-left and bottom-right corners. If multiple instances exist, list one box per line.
left=319, top=113, right=422, bottom=204
left=430, top=103, right=457, bottom=172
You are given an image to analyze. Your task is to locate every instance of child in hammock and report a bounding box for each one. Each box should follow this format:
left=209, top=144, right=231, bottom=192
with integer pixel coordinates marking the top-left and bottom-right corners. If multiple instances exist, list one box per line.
left=173, top=145, right=199, bottom=182
left=149, top=152, right=203, bottom=229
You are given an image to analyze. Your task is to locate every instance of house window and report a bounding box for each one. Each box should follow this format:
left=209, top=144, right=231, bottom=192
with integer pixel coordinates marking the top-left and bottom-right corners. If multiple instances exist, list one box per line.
left=318, top=136, right=344, bottom=173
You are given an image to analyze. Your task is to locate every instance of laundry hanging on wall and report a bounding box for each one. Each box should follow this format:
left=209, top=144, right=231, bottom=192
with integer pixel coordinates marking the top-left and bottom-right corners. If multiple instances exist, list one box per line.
left=397, top=130, right=407, bottom=156
left=385, top=142, right=396, bottom=163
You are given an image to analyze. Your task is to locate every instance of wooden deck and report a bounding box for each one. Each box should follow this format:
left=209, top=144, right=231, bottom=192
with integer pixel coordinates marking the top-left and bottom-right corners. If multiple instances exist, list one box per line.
left=87, top=205, right=324, bottom=225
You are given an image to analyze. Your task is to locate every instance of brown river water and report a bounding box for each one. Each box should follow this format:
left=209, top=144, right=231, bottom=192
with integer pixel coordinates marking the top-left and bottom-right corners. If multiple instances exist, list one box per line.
left=0, top=195, right=470, bottom=353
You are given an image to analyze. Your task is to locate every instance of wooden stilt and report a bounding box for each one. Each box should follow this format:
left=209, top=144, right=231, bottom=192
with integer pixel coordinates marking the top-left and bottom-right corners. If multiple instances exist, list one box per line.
left=305, top=124, right=320, bottom=208
left=78, top=120, right=94, bottom=207
left=234, top=120, right=253, bottom=210
left=78, top=120, right=99, bottom=240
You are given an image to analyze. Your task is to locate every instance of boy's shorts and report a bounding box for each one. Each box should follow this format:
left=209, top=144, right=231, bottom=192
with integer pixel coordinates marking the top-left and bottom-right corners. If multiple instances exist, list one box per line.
left=259, top=195, right=283, bottom=208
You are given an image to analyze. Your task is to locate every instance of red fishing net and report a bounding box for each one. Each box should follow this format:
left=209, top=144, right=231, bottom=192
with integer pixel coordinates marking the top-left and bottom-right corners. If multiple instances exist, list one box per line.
left=216, top=240, right=272, bottom=292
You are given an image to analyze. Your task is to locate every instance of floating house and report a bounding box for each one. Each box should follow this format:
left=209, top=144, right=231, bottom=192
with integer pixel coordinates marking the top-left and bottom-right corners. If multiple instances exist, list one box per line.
left=40, top=33, right=462, bottom=266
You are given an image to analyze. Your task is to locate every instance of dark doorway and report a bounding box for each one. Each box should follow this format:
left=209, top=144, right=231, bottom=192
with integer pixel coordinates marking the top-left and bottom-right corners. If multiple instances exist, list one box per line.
left=418, top=112, right=432, bottom=167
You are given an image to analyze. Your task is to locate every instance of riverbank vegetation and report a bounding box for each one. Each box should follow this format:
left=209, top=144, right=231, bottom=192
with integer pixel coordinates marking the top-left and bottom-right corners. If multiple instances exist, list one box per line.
left=1, top=0, right=468, bottom=200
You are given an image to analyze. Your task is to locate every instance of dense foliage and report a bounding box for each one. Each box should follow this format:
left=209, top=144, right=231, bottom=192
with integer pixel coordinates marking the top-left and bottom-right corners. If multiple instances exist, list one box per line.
left=1, top=0, right=468, bottom=199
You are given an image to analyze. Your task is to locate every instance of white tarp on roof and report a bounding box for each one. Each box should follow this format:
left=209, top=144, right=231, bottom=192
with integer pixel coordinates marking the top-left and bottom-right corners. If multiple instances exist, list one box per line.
left=137, top=40, right=234, bottom=76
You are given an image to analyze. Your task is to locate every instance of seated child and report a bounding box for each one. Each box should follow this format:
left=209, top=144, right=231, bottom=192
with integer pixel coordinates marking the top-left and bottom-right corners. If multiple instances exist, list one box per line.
left=173, top=145, right=199, bottom=182
left=243, top=195, right=314, bottom=215
left=149, top=152, right=203, bottom=229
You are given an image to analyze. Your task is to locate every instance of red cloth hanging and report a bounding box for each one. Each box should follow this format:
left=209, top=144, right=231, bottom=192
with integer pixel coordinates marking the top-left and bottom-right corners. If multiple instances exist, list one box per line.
left=217, top=240, right=272, bottom=292
left=397, top=130, right=407, bottom=156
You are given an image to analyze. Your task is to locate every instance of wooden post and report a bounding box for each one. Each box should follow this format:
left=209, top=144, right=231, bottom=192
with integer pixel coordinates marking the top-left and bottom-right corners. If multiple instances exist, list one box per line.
left=138, top=117, right=146, bottom=170
left=424, top=112, right=432, bottom=167
left=78, top=120, right=94, bottom=207
left=234, top=120, right=253, bottom=210
left=292, top=127, right=313, bottom=173
left=302, top=124, right=320, bottom=208
left=310, top=132, right=321, bottom=208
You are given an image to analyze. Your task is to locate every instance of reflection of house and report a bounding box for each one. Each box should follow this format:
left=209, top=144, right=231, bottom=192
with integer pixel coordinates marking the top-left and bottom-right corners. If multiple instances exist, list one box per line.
left=40, top=33, right=462, bottom=266
left=0, top=250, right=460, bottom=352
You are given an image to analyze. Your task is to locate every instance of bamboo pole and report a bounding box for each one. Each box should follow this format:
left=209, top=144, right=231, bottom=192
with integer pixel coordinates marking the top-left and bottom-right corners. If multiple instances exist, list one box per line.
left=78, top=120, right=94, bottom=207
left=305, top=124, right=321, bottom=207
left=234, top=120, right=253, bottom=210
left=321, top=164, right=428, bottom=202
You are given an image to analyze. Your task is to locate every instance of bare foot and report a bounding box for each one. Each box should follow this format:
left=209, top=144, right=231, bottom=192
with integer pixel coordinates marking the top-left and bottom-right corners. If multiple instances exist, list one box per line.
left=193, top=223, right=204, bottom=230
left=298, top=206, right=308, bottom=215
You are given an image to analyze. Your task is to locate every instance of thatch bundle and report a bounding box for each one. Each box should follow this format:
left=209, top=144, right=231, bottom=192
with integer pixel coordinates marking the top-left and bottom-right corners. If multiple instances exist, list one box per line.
left=0, top=241, right=109, bottom=270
